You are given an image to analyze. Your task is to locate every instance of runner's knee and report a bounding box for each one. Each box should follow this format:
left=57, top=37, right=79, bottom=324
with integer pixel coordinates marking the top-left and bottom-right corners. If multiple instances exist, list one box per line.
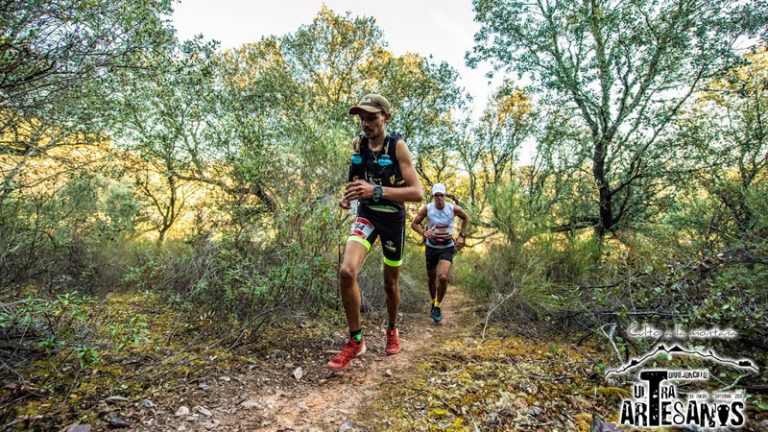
left=437, top=273, right=449, bottom=284
left=339, top=264, right=357, bottom=285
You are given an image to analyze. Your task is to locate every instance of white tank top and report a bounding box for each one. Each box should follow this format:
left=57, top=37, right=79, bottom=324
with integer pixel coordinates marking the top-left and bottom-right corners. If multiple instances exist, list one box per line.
left=426, top=202, right=455, bottom=249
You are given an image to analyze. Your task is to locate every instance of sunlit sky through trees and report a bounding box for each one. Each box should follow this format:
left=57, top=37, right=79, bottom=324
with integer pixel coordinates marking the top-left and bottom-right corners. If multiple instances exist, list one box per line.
left=171, top=0, right=502, bottom=118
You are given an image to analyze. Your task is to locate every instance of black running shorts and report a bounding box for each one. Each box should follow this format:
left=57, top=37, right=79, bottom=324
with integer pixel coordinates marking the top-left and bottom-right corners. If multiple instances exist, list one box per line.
left=425, top=245, right=455, bottom=270
left=347, top=205, right=406, bottom=267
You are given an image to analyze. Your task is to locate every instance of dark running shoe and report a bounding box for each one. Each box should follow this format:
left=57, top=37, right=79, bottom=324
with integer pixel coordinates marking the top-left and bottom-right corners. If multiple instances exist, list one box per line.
left=432, top=306, right=442, bottom=323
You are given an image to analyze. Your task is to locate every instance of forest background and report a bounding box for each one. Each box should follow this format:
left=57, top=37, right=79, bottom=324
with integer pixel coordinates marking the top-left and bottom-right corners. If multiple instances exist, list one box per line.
left=1, top=0, right=767, bottom=429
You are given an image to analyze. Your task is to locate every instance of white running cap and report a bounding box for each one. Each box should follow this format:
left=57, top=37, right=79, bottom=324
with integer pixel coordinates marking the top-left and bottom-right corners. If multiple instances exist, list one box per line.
left=432, top=183, right=447, bottom=196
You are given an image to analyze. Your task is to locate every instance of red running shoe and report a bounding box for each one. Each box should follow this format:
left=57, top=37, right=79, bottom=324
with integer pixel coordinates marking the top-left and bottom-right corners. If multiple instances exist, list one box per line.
left=385, top=328, right=401, bottom=355
left=327, top=338, right=366, bottom=369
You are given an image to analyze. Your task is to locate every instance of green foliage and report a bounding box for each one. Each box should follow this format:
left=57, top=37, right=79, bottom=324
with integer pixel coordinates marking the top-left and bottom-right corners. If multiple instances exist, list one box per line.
left=462, top=225, right=768, bottom=348
left=119, top=236, right=338, bottom=335
left=459, top=235, right=606, bottom=326
left=0, top=170, right=145, bottom=288
left=450, top=2, right=768, bottom=362
left=0, top=291, right=127, bottom=381
left=486, top=181, right=546, bottom=244
left=469, top=0, right=768, bottom=236
left=0, top=0, right=176, bottom=210
left=0, top=0, right=173, bottom=286
left=4, top=293, right=90, bottom=340
left=75, top=344, right=102, bottom=368
left=107, top=315, right=150, bottom=351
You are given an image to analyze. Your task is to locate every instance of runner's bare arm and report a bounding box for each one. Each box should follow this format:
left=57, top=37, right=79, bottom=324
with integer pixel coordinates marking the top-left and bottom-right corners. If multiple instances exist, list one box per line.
left=411, top=206, right=434, bottom=238
left=454, top=205, right=470, bottom=248
left=454, top=205, right=470, bottom=232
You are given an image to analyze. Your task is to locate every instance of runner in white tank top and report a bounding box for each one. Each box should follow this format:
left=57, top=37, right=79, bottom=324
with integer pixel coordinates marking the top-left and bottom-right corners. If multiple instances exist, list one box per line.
left=425, top=201, right=455, bottom=249
left=410, top=183, right=470, bottom=323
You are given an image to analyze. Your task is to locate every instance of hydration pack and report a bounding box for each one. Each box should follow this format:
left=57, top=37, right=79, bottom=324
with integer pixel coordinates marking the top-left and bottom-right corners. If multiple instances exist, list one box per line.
left=348, top=132, right=405, bottom=188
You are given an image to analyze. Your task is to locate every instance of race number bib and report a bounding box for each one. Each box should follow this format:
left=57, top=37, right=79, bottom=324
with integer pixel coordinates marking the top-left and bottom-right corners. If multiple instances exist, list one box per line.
left=433, top=225, right=450, bottom=235
left=433, top=224, right=452, bottom=244
left=350, top=217, right=374, bottom=239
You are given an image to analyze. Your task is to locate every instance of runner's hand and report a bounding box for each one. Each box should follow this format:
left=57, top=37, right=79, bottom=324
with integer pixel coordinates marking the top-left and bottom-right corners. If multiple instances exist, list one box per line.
left=343, top=180, right=374, bottom=201
left=423, top=230, right=436, bottom=240
left=455, top=236, right=465, bottom=250
left=339, top=197, right=351, bottom=209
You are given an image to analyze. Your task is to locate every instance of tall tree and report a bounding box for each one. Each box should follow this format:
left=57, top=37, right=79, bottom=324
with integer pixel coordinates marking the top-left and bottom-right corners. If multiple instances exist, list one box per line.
left=226, top=8, right=468, bottom=207
left=0, top=0, right=174, bottom=208
left=469, top=0, right=767, bottom=237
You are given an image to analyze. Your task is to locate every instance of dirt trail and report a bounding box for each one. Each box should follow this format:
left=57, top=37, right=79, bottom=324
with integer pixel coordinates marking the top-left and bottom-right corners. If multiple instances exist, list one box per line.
left=136, top=288, right=478, bottom=432
left=250, top=289, right=477, bottom=431
left=130, top=287, right=479, bottom=432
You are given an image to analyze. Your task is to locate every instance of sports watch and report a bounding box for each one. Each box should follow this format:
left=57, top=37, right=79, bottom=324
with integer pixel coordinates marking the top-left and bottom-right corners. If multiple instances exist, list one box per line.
left=373, top=185, right=383, bottom=202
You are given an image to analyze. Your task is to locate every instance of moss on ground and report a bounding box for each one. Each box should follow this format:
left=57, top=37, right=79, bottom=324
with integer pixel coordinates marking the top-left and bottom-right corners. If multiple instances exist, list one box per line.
left=361, top=331, right=768, bottom=431
left=0, top=289, right=270, bottom=431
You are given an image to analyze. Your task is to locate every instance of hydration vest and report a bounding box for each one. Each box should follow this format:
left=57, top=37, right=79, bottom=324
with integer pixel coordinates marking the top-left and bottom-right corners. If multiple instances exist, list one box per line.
left=348, top=132, right=406, bottom=212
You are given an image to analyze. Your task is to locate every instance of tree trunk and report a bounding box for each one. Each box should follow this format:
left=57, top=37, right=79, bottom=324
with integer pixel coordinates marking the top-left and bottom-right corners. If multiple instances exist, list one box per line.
left=593, top=139, right=612, bottom=238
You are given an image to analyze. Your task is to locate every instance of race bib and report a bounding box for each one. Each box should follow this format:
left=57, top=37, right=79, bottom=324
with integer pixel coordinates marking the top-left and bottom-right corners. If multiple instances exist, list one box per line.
left=350, top=217, right=375, bottom=239
left=433, top=224, right=452, bottom=244
left=433, top=224, right=450, bottom=235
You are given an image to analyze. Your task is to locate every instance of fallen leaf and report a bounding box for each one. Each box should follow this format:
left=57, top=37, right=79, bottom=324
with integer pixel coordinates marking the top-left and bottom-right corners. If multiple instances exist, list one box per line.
left=194, top=406, right=212, bottom=417
left=203, top=420, right=220, bottom=430
left=104, top=396, right=129, bottom=403
left=591, top=416, right=622, bottom=432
